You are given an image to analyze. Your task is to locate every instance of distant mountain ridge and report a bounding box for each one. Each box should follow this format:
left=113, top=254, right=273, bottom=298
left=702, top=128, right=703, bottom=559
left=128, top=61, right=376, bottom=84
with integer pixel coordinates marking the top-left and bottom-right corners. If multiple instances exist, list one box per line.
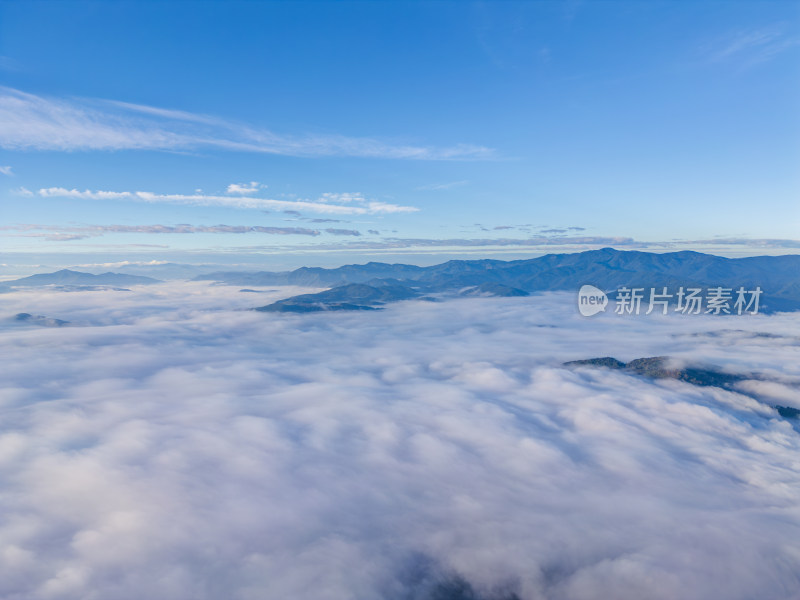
left=0, top=269, right=161, bottom=292
left=564, top=355, right=800, bottom=420
left=256, top=283, right=421, bottom=313
left=196, top=248, right=800, bottom=291
left=6, top=251, right=799, bottom=312
left=195, top=262, right=427, bottom=287
left=11, top=313, right=70, bottom=327
left=189, top=248, right=800, bottom=312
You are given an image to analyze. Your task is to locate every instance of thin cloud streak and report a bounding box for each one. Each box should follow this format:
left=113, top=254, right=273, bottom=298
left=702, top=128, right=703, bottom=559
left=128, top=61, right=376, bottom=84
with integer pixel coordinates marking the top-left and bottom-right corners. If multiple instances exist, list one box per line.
left=1, top=223, right=326, bottom=240
left=297, top=236, right=800, bottom=253
left=36, top=187, right=419, bottom=215
left=6, top=218, right=800, bottom=255
left=316, top=235, right=647, bottom=250
left=706, top=26, right=800, bottom=67
left=324, top=228, right=361, bottom=237
left=415, top=180, right=470, bottom=191
left=0, top=87, right=494, bottom=159
left=686, top=238, right=800, bottom=249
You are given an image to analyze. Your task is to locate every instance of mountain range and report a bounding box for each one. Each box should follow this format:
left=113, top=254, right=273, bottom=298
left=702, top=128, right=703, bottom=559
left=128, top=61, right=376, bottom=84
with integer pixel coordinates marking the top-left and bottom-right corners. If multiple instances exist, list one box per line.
left=0, top=269, right=161, bottom=292
left=191, top=248, right=800, bottom=312
left=5, top=250, right=799, bottom=313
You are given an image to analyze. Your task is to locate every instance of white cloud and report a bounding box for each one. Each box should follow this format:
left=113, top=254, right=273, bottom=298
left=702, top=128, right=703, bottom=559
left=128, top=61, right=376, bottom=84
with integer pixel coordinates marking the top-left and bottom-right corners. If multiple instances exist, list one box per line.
left=0, top=165, right=12, bottom=176
left=0, top=285, right=799, bottom=599
left=226, top=182, right=264, bottom=195
left=36, top=187, right=419, bottom=215
left=0, top=87, right=493, bottom=160
left=74, top=260, right=170, bottom=269
left=1, top=223, right=324, bottom=239
left=736, top=380, right=800, bottom=408
left=8, top=232, right=92, bottom=241
left=318, top=192, right=368, bottom=204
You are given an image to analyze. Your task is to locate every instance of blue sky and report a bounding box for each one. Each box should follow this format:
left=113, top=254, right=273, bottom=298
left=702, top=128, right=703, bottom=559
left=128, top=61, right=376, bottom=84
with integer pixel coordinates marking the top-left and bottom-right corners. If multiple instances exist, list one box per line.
left=1, top=0, right=799, bottom=270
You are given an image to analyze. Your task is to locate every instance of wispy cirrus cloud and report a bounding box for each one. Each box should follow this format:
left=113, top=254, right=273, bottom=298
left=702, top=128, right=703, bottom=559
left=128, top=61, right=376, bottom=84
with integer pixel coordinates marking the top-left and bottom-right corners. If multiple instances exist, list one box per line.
left=11, top=232, right=91, bottom=242
left=318, top=192, right=369, bottom=204
left=0, top=87, right=493, bottom=159
left=35, top=187, right=418, bottom=215
left=705, top=26, right=800, bottom=67
left=540, top=226, right=587, bottom=234
left=304, top=235, right=800, bottom=254
left=0, top=56, right=20, bottom=72
left=7, top=223, right=365, bottom=242
left=280, top=235, right=647, bottom=252
left=0, top=165, right=13, bottom=175
left=681, top=237, right=800, bottom=249
left=324, top=228, right=361, bottom=237
left=381, top=235, right=642, bottom=248
left=415, top=180, right=470, bottom=191
left=1, top=223, right=329, bottom=241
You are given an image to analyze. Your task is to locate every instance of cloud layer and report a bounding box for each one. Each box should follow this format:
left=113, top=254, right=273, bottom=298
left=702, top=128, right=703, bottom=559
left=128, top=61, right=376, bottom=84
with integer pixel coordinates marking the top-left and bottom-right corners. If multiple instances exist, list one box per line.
left=1, top=285, right=799, bottom=599
left=2, top=223, right=327, bottom=241
left=0, top=87, right=492, bottom=159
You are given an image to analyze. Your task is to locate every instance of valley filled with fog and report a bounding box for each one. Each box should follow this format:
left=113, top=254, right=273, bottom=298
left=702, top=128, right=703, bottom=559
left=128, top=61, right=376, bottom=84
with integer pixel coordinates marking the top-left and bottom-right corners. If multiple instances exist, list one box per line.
left=1, top=282, right=799, bottom=600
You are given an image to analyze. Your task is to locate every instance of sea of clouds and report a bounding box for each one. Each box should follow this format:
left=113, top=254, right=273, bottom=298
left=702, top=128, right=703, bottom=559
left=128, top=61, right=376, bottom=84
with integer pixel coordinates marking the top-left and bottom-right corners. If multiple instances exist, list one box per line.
left=1, top=283, right=799, bottom=600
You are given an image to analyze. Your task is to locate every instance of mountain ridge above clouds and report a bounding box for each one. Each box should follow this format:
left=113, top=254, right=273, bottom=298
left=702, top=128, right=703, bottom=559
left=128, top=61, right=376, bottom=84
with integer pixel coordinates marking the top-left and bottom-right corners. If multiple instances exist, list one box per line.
left=194, top=248, right=800, bottom=290
left=77, top=262, right=242, bottom=280
left=563, top=355, right=800, bottom=420
left=0, top=269, right=161, bottom=292
left=7, top=249, right=800, bottom=311
left=9, top=312, right=70, bottom=327
left=219, top=248, right=800, bottom=312
left=255, top=282, right=422, bottom=313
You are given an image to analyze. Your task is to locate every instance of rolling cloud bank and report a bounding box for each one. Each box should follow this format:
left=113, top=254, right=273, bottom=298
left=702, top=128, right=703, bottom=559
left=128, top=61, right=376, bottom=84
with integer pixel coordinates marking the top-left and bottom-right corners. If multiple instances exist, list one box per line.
left=1, top=283, right=799, bottom=599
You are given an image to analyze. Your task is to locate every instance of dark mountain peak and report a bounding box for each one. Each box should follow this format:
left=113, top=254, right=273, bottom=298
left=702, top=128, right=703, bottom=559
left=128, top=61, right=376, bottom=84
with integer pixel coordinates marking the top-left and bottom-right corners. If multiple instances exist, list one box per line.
left=562, top=355, right=800, bottom=420
left=458, top=283, right=529, bottom=298
left=255, top=282, right=420, bottom=312
left=564, top=357, right=626, bottom=369
left=53, top=269, right=84, bottom=275
left=565, top=355, right=748, bottom=388
left=11, top=313, right=70, bottom=327
left=672, top=249, right=715, bottom=258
